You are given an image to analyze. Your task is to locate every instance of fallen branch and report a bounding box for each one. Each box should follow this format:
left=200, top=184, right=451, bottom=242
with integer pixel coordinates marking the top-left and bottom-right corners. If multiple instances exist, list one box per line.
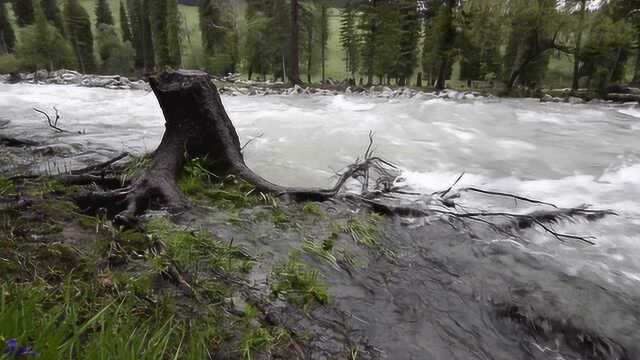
left=70, top=152, right=129, bottom=175
left=359, top=197, right=614, bottom=245
left=33, top=107, right=65, bottom=133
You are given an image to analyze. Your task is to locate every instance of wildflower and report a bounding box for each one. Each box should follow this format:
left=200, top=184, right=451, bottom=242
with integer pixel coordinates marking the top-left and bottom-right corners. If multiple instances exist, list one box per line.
left=3, top=339, right=38, bottom=358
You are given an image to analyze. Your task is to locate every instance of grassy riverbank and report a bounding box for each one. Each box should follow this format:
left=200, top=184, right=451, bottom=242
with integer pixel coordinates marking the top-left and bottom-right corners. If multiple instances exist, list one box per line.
left=0, top=156, right=386, bottom=359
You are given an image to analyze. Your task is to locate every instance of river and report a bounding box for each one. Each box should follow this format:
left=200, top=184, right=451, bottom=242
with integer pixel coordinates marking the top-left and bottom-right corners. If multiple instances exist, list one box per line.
left=1, top=83, right=639, bottom=358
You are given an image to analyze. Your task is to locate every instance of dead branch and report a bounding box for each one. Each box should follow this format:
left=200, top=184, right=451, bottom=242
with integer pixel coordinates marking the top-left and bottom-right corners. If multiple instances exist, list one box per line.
left=240, top=133, right=264, bottom=152
left=70, top=152, right=129, bottom=175
left=359, top=196, right=614, bottom=245
left=455, top=187, right=559, bottom=208
left=33, top=107, right=65, bottom=133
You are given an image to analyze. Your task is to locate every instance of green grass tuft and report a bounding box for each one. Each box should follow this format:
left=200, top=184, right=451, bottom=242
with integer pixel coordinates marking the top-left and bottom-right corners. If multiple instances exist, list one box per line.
left=271, top=255, right=329, bottom=311
left=0, top=177, right=16, bottom=197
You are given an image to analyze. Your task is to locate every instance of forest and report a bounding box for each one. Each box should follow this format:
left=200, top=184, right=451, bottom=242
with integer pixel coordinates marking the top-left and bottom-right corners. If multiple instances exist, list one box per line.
left=0, top=0, right=638, bottom=94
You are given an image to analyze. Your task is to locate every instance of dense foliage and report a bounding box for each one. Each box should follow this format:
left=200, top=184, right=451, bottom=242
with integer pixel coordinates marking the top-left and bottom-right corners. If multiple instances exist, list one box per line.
left=0, top=0, right=638, bottom=93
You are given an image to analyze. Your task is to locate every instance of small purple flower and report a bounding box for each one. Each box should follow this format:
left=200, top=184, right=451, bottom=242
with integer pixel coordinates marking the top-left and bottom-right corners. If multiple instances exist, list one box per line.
left=3, top=339, right=38, bottom=358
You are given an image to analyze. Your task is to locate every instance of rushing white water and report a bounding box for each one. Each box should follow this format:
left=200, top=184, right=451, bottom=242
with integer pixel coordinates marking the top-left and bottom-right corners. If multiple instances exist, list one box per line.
left=1, top=83, right=639, bottom=289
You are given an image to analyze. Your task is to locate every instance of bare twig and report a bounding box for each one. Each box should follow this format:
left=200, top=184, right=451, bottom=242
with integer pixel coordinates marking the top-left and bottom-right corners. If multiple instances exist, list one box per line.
left=457, top=187, right=559, bottom=208
left=434, top=171, right=465, bottom=198
left=33, top=107, right=64, bottom=133
left=240, top=133, right=264, bottom=152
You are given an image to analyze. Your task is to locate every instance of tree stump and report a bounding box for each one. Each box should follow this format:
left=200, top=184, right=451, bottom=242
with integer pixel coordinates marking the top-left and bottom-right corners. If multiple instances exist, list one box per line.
left=76, top=70, right=334, bottom=225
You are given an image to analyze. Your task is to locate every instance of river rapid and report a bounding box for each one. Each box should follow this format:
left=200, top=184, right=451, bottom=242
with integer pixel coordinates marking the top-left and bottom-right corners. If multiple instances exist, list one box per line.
left=1, top=83, right=639, bottom=359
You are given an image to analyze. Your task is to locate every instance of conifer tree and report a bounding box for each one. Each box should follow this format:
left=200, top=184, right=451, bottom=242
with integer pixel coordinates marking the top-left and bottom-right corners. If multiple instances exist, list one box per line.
left=319, top=3, right=328, bottom=82
left=128, top=0, right=154, bottom=71
left=17, top=1, right=75, bottom=70
left=374, top=1, right=401, bottom=84
left=149, top=0, right=169, bottom=66
left=340, top=1, right=359, bottom=80
left=396, top=0, right=419, bottom=86
left=290, top=0, right=301, bottom=84
left=243, top=9, right=271, bottom=80
left=13, top=0, right=35, bottom=27
left=140, top=0, right=155, bottom=70
left=199, top=0, right=237, bottom=74
left=119, top=1, right=132, bottom=43
left=0, top=0, right=16, bottom=53
left=358, top=1, right=380, bottom=85
left=166, top=0, right=181, bottom=67
left=96, top=23, right=134, bottom=74
left=96, top=0, right=114, bottom=26
left=458, top=0, right=502, bottom=82
left=41, top=0, right=66, bottom=36
left=64, top=0, right=95, bottom=73
left=127, top=0, right=143, bottom=68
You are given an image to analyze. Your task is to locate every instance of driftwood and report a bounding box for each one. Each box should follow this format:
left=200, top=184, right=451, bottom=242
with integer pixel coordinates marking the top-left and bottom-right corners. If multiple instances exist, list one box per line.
left=68, top=70, right=613, bottom=244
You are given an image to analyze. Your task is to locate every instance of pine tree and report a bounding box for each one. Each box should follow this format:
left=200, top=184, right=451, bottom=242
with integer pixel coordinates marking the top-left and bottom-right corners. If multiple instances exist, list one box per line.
left=140, top=0, right=155, bottom=71
left=340, top=2, right=359, bottom=80
left=96, top=23, right=134, bottom=74
left=17, top=1, right=75, bottom=70
left=149, top=0, right=169, bottom=67
left=0, top=0, right=17, bottom=53
left=243, top=10, right=271, bottom=80
left=503, top=0, right=568, bottom=92
left=458, top=0, right=502, bottom=82
left=128, top=0, right=154, bottom=71
left=358, top=1, right=379, bottom=85
left=166, top=0, right=181, bottom=67
left=41, top=0, right=66, bottom=36
left=64, top=0, right=95, bottom=73
left=13, top=0, right=35, bottom=27
left=128, top=0, right=143, bottom=68
left=290, top=0, right=301, bottom=84
left=119, top=1, right=132, bottom=43
left=374, top=1, right=401, bottom=84
left=319, top=3, right=328, bottom=83
left=199, top=0, right=237, bottom=74
left=95, top=0, right=114, bottom=26
left=433, top=0, right=457, bottom=90
left=396, top=0, right=419, bottom=86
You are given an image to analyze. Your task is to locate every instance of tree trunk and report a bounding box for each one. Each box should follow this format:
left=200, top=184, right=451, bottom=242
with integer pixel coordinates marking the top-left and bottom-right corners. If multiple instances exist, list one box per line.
left=321, top=5, right=327, bottom=84
left=290, top=0, right=301, bottom=84
left=435, top=60, right=447, bottom=90
left=632, top=38, right=640, bottom=86
left=307, top=23, right=312, bottom=84
left=572, top=0, right=586, bottom=91
left=76, top=70, right=333, bottom=225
